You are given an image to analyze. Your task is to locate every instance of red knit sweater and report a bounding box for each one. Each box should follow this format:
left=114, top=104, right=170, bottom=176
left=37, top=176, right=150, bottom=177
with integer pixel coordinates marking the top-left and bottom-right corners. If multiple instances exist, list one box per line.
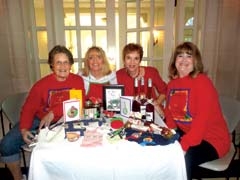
left=165, top=74, right=230, bottom=157
left=20, top=73, right=85, bottom=130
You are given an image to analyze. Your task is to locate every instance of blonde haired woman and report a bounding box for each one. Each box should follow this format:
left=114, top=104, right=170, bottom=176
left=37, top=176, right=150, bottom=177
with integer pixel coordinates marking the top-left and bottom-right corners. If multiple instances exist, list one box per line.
left=79, top=46, right=117, bottom=102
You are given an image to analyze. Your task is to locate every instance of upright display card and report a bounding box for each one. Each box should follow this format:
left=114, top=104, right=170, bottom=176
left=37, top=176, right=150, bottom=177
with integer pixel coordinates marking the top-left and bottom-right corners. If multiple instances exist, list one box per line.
left=63, top=99, right=80, bottom=122
left=120, top=96, right=133, bottom=117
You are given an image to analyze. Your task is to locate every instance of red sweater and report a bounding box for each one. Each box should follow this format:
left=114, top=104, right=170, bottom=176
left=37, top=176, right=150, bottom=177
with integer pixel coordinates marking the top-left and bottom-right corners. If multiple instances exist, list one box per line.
left=165, top=74, right=230, bottom=157
left=20, top=73, right=85, bottom=130
left=116, top=66, right=167, bottom=99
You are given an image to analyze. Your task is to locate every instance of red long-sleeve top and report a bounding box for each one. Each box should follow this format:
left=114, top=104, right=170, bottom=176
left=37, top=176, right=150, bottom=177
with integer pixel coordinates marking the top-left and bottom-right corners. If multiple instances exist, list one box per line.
left=165, top=74, right=230, bottom=157
left=20, top=73, right=85, bottom=130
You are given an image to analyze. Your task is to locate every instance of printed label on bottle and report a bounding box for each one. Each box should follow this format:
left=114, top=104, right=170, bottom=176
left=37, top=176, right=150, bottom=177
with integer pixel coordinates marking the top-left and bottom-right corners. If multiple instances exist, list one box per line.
left=146, top=112, right=153, bottom=121
left=140, top=105, right=146, bottom=115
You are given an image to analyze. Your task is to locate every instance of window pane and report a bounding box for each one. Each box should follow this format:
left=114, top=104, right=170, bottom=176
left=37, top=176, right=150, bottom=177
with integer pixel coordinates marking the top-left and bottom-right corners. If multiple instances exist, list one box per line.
left=40, top=63, right=51, bottom=77
left=79, top=0, right=91, bottom=26
left=152, top=60, right=163, bottom=75
left=127, top=32, right=137, bottom=44
left=63, top=0, right=76, bottom=26
left=184, top=0, right=194, bottom=26
left=96, top=30, right=107, bottom=50
left=95, top=13, right=106, bottom=26
left=95, top=0, right=106, bottom=26
left=65, top=30, right=78, bottom=58
left=141, top=61, right=163, bottom=74
left=127, top=2, right=136, bottom=29
left=140, top=0, right=150, bottom=28
left=184, top=29, right=193, bottom=42
left=153, top=30, right=164, bottom=58
left=141, top=60, right=148, bottom=67
left=108, top=46, right=118, bottom=71
left=34, top=0, right=46, bottom=26
left=37, top=31, right=48, bottom=59
left=71, top=62, right=79, bottom=74
left=140, top=31, right=150, bottom=57
left=155, top=0, right=165, bottom=26
left=80, top=30, right=92, bottom=58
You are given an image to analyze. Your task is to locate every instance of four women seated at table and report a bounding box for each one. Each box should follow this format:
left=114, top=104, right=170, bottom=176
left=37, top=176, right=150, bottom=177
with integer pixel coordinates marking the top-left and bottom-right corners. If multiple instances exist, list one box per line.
left=0, top=42, right=230, bottom=180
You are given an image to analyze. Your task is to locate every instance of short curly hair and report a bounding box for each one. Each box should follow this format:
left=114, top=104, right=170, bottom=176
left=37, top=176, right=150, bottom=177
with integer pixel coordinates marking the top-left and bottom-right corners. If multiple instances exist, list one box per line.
left=48, top=45, right=74, bottom=70
left=122, top=43, right=143, bottom=62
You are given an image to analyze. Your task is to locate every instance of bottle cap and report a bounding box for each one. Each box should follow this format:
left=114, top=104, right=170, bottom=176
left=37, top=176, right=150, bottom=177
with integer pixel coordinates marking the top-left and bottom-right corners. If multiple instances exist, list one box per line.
left=141, top=77, right=144, bottom=85
left=134, top=78, right=138, bottom=87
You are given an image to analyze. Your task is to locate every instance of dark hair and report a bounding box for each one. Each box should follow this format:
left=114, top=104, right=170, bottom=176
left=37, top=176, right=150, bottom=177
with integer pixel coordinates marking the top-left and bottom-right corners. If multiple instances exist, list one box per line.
left=122, top=43, right=143, bottom=62
left=168, top=42, right=204, bottom=79
left=82, top=46, right=111, bottom=76
left=48, top=45, right=74, bottom=70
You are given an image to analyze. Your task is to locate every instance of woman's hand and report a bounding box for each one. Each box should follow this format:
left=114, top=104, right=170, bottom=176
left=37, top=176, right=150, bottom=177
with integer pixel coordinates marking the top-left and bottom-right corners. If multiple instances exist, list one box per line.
left=153, top=101, right=165, bottom=118
left=39, top=111, right=54, bottom=130
left=153, top=94, right=166, bottom=118
left=21, top=129, right=35, bottom=144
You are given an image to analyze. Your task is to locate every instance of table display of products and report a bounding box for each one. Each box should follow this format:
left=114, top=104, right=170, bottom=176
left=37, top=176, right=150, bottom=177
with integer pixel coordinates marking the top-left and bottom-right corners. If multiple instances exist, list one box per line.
left=44, top=114, right=179, bottom=148
left=28, top=112, right=187, bottom=180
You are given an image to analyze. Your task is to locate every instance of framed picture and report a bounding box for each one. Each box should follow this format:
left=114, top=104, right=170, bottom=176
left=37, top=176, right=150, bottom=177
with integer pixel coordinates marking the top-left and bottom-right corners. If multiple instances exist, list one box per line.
left=103, top=84, right=124, bottom=112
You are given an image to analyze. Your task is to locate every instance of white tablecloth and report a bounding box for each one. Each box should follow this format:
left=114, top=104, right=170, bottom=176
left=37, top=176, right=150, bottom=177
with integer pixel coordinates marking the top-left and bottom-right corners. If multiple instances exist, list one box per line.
left=28, top=113, right=187, bottom=180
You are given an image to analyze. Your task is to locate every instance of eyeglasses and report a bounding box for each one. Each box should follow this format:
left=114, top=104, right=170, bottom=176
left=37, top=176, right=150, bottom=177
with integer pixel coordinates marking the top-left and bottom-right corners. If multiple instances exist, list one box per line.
left=54, top=61, right=70, bottom=66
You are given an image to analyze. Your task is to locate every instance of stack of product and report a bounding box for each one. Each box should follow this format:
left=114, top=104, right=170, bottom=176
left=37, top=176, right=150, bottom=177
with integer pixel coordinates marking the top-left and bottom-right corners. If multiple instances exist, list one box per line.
left=131, top=77, right=155, bottom=126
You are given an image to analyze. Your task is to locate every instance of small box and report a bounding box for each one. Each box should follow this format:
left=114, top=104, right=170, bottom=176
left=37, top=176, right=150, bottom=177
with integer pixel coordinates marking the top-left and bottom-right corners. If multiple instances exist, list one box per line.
left=84, top=107, right=98, bottom=119
left=120, top=96, right=133, bottom=117
left=69, top=89, right=83, bottom=116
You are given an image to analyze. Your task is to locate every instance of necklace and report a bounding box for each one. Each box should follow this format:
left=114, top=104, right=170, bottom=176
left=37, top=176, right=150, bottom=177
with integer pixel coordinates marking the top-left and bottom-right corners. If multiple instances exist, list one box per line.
left=127, top=67, right=140, bottom=79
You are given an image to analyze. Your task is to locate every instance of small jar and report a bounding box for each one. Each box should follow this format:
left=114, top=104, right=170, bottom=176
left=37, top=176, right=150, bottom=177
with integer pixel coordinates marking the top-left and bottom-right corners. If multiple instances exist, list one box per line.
left=84, top=100, right=101, bottom=118
left=92, top=103, right=101, bottom=118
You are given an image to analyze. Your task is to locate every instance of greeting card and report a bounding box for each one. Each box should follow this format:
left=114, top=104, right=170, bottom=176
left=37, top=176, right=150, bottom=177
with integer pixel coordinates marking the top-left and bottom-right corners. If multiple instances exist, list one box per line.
left=120, top=96, right=133, bottom=117
left=63, top=99, right=81, bottom=122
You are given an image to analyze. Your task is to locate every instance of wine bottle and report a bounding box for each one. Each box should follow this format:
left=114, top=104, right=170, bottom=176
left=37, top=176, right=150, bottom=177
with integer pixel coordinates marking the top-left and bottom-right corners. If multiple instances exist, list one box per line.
left=145, top=78, right=154, bottom=124
left=139, top=77, right=146, bottom=120
left=131, top=78, right=140, bottom=116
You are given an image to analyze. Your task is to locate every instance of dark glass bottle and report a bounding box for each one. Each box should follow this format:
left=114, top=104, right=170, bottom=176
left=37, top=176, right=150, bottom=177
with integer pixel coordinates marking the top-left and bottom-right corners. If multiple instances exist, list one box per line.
left=145, top=78, right=155, bottom=124
left=139, top=77, right=146, bottom=120
left=131, top=78, right=140, bottom=115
